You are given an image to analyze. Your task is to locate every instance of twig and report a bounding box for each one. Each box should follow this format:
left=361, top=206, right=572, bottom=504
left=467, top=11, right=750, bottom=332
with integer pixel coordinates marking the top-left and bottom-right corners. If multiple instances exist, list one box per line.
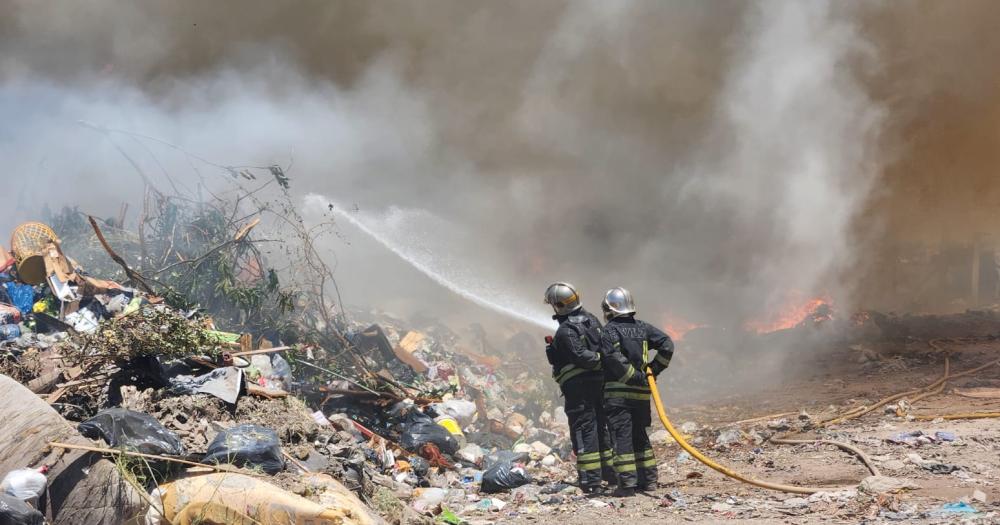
left=87, top=215, right=154, bottom=294
left=296, top=359, right=380, bottom=396
left=151, top=218, right=258, bottom=276
left=282, top=451, right=310, bottom=473
left=230, top=346, right=292, bottom=358
left=48, top=441, right=264, bottom=477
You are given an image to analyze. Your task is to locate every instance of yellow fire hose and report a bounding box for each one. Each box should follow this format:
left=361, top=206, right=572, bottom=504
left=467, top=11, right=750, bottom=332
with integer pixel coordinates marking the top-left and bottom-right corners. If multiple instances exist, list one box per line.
left=647, top=370, right=874, bottom=494
left=645, top=339, right=1000, bottom=495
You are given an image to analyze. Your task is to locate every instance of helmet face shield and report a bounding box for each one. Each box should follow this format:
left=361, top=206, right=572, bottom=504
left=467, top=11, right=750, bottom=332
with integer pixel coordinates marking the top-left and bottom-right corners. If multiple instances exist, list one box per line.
left=602, top=287, right=636, bottom=320
left=544, top=282, right=581, bottom=316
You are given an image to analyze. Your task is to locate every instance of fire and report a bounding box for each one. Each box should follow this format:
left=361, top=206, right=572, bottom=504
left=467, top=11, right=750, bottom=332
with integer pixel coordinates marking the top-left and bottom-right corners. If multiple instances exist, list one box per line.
left=661, top=313, right=704, bottom=341
left=743, top=294, right=832, bottom=334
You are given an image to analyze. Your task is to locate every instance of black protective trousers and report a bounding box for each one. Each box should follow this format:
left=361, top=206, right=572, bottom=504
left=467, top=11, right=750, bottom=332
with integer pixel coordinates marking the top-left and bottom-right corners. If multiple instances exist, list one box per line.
left=562, top=376, right=616, bottom=488
left=606, top=400, right=658, bottom=489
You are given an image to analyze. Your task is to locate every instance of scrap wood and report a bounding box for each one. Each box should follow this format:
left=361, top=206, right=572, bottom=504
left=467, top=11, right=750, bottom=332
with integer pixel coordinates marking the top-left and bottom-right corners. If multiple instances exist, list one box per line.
left=731, top=411, right=797, bottom=426
left=321, top=388, right=438, bottom=406
left=246, top=383, right=288, bottom=399
left=87, top=215, right=154, bottom=294
left=231, top=345, right=293, bottom=358
left=233, top=217, right=261, bottom=242
left=375, top=369, right=420, bottom=399
left=282, top=450, right=311, bottom=473
left=47, top=441, right=265, bottom=477
left=913, top=412, right=1000, bottom=421
left=953, top=387, right=1000, bottom=399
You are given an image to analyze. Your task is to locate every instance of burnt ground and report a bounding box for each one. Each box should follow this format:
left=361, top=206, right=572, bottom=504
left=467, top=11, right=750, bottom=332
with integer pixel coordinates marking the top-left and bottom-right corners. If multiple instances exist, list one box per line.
left=465, top=338, right=1000, bottom=524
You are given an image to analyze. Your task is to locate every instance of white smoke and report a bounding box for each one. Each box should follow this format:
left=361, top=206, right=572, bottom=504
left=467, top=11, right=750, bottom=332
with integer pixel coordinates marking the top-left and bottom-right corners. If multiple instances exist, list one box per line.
left=680, top=1, right=884, bottom=316
left=0, top=1, right=885, bottom=339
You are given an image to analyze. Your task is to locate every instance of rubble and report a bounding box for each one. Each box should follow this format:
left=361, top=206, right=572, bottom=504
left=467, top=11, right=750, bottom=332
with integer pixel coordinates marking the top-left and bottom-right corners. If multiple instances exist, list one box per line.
left=2, top=189, right=1000, bottom=525
left=0, top=208, right=576, bottom=524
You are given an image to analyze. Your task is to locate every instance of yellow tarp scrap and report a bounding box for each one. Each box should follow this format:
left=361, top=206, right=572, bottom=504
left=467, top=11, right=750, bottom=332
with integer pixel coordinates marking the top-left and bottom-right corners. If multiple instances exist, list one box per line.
left=149, top=472, right=382, bottom=525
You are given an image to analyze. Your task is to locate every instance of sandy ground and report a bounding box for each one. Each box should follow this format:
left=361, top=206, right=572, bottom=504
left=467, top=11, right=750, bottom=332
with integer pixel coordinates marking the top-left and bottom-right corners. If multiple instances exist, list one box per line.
left=466, top=339, right=1000, bottom=524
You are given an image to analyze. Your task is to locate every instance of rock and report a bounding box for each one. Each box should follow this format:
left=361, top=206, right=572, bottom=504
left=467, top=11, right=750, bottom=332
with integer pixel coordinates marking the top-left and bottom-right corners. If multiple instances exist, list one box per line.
left=807, top=489, right=857, bottom=503
left=935, top=431, right=957, bottom=442
left=711, top=502, right=733, bottom=512
left=649, top=429, right=672, bottom=444
left=783, top=497, right=809, bottom=508
left=766, top=418, right=790, bottom=431
left=881, top=459, right=906, bottom=471
left=905, top=453, right=926, bottom=465
left=512, top=443, right=532, bottom=456
left=412, top=487, right=447, bottom=513
left=680, top=421, right=698, bottom=433
left=676, top=451, right=692, bottom=464
left=859, top=476, right=920, bottom=494
left=528, top=441, right=552, bottom=458
left=456, top=443, right=487, bottom=465
left=973, top=489, right=988, bottom=504
left=715, top=428, right=743, bottom=446
left=504, top=413, right=528, bottom=435
left=541, top=455, right=557, bottom=467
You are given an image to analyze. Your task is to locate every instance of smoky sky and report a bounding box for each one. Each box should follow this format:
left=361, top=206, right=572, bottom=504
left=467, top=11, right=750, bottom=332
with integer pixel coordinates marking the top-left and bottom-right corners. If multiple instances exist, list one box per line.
left=1, top=0, right=998, bottom=331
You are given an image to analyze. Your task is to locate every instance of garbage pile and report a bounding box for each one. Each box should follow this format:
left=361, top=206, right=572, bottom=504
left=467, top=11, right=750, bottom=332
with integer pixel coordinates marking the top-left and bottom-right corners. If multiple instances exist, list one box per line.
left=0, top=215, right=577, bottom=525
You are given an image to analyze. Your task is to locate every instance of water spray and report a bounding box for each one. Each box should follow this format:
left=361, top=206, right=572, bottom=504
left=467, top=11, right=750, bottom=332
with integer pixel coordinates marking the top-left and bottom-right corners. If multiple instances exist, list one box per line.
left=305, top=195, right=556, bottom=330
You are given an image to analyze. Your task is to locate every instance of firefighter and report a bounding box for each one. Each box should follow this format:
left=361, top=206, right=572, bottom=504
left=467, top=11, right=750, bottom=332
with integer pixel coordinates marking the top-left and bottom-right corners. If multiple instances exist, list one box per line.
left=599, top=287, right=674, bottom=496
left=544, top=282, right=616, bottom=492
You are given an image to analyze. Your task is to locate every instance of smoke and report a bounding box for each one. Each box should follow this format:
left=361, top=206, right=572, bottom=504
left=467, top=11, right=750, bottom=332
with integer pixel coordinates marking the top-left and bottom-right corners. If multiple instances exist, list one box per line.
left=0, top=0, right=994, bottom=341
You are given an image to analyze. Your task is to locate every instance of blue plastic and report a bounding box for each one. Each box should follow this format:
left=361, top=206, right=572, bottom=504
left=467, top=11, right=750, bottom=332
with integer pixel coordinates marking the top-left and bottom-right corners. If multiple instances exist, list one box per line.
left=0, top=324, right=19, bottom=341
left=931, top=502, right=978, bottom=515
left=3, top=282, right=35, bottom=315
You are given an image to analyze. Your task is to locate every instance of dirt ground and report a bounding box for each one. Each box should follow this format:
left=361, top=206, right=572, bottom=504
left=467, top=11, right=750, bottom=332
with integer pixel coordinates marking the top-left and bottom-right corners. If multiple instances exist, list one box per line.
left=472, top=338, right=1000, bottom=524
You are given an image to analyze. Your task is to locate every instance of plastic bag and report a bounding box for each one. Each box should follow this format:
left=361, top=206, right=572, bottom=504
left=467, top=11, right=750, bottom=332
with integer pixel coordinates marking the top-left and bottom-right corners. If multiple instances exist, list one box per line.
left=431, top=399, right=477, bottom=426
left=398, top=411, right=460, bottom=455
left=78, top=408, right=185, bottom=455
left=202, top=424, right=285, bottom=474
left=1, top=283, right=33, bottom=316
left=0, top=493, right=44, bottom=525
left=0, top=304, right=21, bottom=325
left=480, top=451, right=532, bottom=493
left=0, top=325, right=19, bottom=343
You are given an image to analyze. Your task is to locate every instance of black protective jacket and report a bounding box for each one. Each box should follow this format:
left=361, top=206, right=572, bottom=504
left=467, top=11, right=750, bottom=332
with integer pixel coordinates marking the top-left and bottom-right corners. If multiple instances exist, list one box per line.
left=600, top=315, right=673, bottom=402
left=546, top=308, right=603, bottom=388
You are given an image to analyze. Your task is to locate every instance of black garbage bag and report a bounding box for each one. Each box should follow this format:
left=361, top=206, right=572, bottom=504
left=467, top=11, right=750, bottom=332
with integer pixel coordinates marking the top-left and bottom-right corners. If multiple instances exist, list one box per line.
left=202, top=424, right=285, bottom=474
left=480, top=451, right=532, bottom=493
left=408, top=456, right=430, bottom=477
left=78, top=408, right=185, bottom=455
left=398, top=410, right=459, bottom=455
left=0, top=493, right=44, bottom=525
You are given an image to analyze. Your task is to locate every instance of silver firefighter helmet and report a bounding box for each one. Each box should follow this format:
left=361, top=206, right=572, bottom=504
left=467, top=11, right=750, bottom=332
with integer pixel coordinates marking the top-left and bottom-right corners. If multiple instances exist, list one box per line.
left=544, top=282, right=582, bottom=316
left=601, top=287, right=636, bottom=321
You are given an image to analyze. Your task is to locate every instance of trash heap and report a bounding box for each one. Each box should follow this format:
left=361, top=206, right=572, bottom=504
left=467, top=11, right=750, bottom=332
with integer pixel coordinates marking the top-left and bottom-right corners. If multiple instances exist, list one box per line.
left=0, top=216, right=579, bottom=525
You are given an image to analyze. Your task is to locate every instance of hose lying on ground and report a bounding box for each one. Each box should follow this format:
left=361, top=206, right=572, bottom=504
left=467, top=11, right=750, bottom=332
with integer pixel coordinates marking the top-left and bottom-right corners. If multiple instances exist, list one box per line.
left=821, top=340, right=1000, bottom=427
left=647, top=339, right=1000, bottom=494
left=647, top=370, right=876, bottom=495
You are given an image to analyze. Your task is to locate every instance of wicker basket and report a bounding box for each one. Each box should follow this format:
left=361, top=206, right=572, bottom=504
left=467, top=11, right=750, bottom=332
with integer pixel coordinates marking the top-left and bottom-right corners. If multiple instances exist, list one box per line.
left=10, top=222, right=57, bottom=285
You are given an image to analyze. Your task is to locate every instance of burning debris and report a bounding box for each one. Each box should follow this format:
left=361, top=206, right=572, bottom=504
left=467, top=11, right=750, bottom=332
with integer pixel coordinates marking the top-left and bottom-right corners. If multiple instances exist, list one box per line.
left=0, top=174, right=585, bottom=525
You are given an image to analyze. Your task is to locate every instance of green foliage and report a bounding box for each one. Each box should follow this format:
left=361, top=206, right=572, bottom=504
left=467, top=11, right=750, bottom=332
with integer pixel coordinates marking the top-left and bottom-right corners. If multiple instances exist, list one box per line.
left=45, top=197, right=309, bottom=343
left=80, top=305, right=221, bottom=361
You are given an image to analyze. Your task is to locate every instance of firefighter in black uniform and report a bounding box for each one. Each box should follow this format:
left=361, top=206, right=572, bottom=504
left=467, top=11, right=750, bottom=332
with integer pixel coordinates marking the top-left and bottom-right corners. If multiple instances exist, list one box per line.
left=544, top=282, right=616, bottom=492
left=599, top=287, right=674, bottom=496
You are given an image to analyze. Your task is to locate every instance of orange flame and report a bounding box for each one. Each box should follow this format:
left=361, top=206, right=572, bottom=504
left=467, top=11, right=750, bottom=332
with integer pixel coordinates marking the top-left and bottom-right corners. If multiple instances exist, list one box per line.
left=661, top=313, right=704, bottom=341
left=744, top=294, right=832, bottom=334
